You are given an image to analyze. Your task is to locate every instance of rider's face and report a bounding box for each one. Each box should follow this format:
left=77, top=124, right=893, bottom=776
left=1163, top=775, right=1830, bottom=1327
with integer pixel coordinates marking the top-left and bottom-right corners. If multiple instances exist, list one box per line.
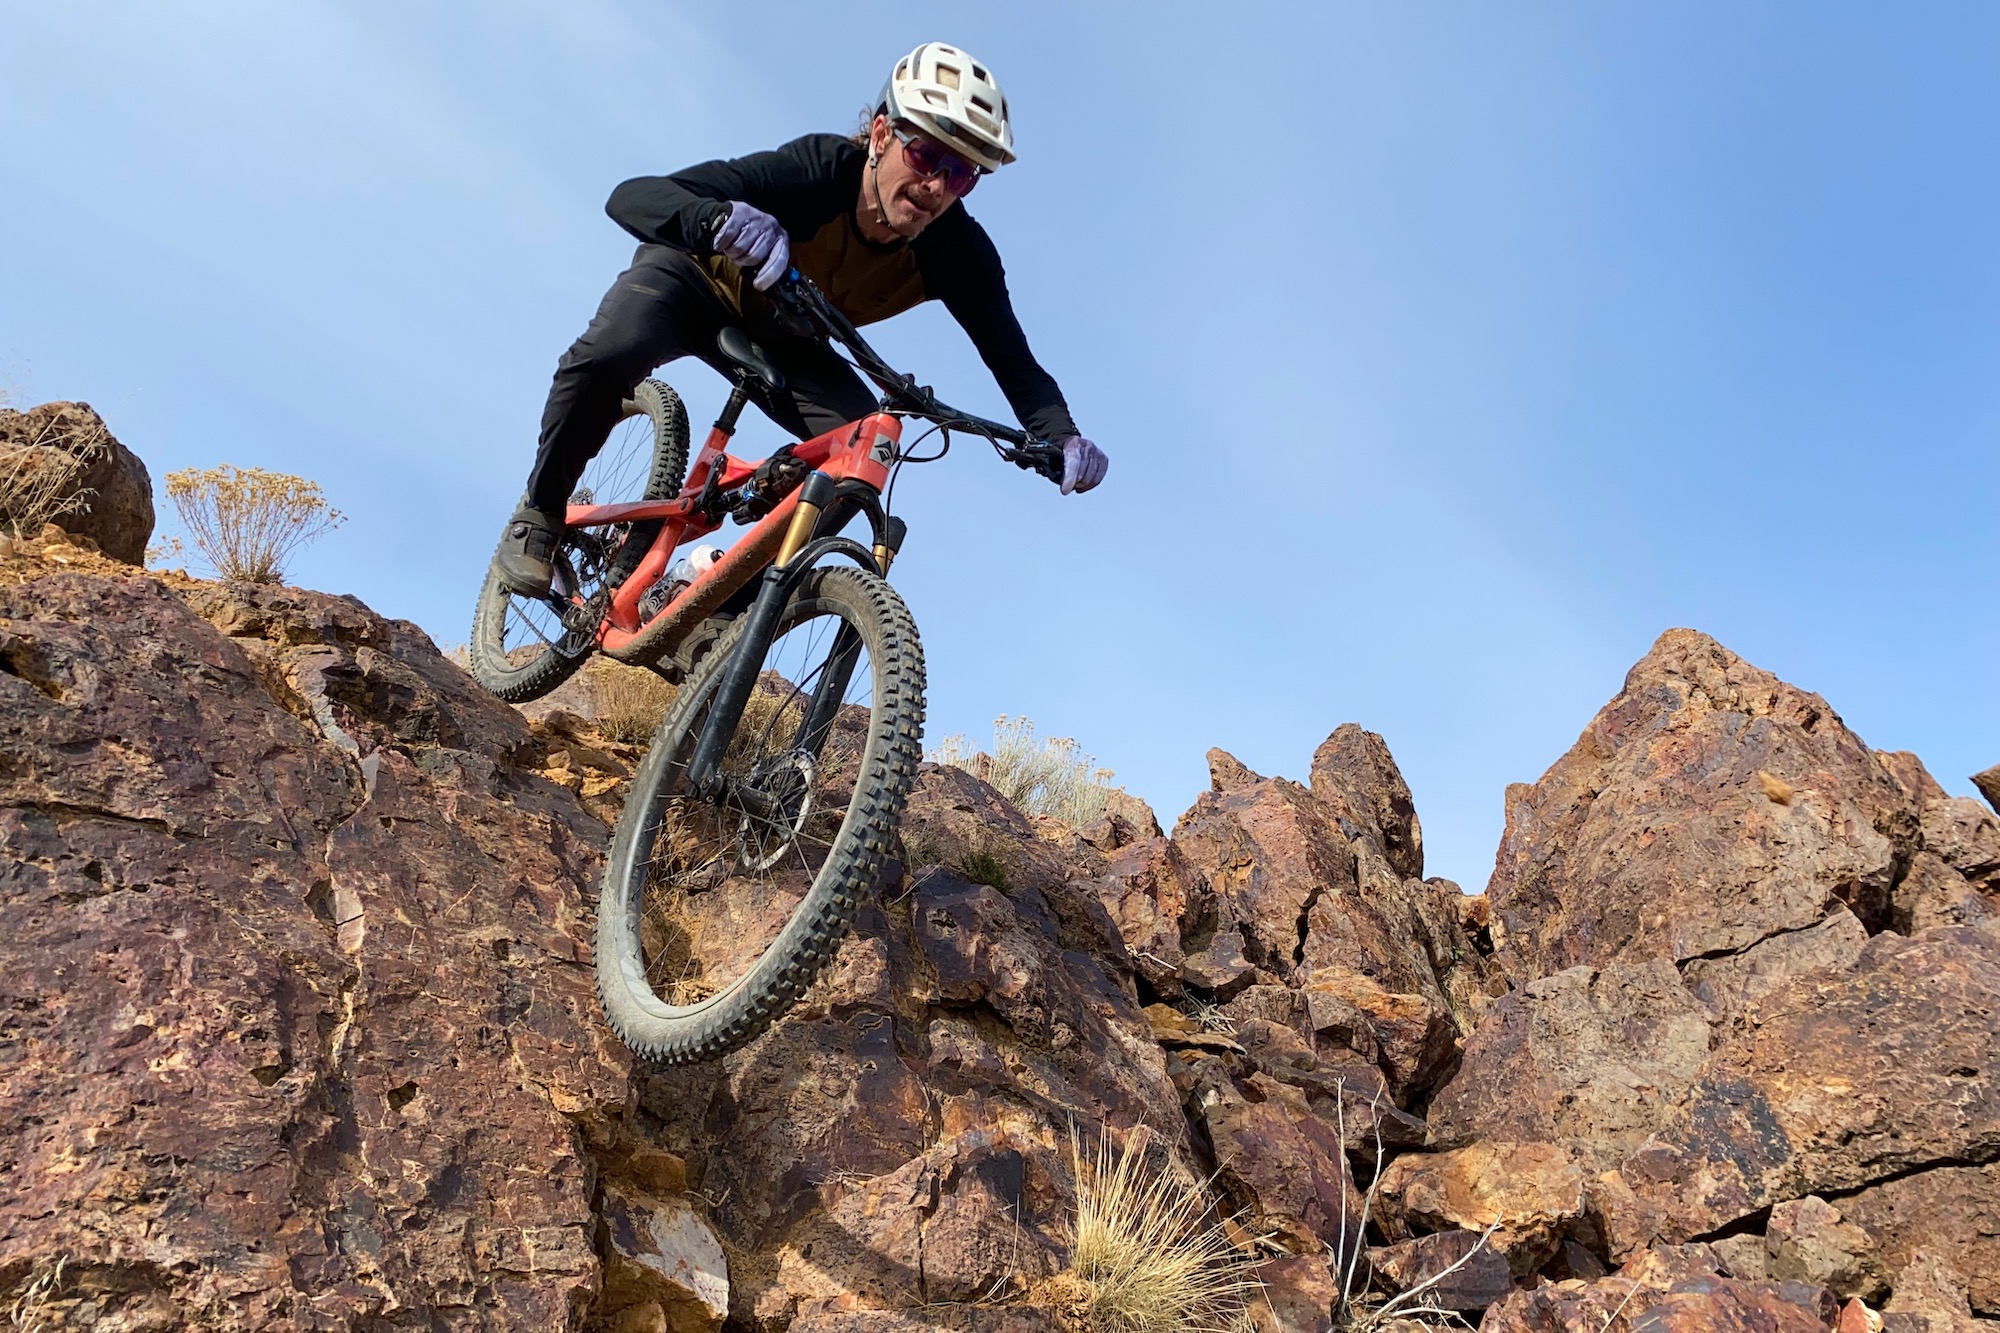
left=866, top=115, right=967, bottom=238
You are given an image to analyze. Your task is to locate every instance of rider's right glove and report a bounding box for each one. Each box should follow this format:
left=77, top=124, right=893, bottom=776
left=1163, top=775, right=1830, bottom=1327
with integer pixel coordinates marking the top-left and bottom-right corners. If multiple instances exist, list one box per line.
left=1058, top=435, right=1108, bottom=495
left=713, top=202, right=791, bottom=292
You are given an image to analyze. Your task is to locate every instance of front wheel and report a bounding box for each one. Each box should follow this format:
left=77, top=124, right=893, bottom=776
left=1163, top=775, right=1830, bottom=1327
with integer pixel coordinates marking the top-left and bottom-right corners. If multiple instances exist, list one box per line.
left=595, top=566, right=925, bottom=1063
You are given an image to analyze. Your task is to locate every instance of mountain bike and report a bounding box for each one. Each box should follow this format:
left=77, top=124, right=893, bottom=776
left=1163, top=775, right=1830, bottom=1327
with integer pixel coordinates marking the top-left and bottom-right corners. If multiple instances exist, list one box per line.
left=466, top=270, right=1065, bottom=1063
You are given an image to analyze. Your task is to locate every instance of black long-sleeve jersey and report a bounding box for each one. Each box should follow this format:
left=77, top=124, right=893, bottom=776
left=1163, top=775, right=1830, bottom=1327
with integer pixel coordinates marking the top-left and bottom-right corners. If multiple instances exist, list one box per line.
left=605, top=133, right=1078, bottom=442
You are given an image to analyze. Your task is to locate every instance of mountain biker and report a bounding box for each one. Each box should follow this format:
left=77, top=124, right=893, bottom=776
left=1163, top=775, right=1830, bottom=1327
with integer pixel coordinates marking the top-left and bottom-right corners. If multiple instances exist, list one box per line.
left=495, top=42, right=1108, bottom=596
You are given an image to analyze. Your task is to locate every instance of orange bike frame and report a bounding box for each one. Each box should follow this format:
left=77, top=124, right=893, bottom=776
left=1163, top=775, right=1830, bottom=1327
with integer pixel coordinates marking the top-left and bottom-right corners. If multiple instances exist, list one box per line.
left=563, top=410, right=903, bottom=659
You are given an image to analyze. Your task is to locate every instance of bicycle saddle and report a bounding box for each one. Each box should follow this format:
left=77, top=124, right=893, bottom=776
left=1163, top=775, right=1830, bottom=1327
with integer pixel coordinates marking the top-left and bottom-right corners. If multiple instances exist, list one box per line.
left=717, top=328, right=787, bottom=393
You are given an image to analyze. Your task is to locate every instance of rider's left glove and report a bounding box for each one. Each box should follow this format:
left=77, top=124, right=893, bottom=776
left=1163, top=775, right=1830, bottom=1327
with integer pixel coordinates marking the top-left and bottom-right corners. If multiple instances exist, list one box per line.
left=713, top=202, right=791, bottom=292
left=1058, top=436, right=1108, bottom=495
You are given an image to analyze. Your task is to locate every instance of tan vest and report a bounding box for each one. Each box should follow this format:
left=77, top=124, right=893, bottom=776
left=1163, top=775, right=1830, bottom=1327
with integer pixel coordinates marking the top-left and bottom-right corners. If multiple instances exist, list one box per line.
left=703, top=209, right=927, bottom=331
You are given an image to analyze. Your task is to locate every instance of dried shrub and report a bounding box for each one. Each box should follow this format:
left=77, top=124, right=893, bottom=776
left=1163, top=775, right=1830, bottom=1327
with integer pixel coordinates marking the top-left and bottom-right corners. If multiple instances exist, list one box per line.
left=0, top=407, right=109, bottom=541
left=164, top=465, right=343, bottom=583
left=585, top=658, right=679, bottom=743
left=929, top=715, right=1118, bottom=827
left=1050, top=1126, right=1258, bottom=1333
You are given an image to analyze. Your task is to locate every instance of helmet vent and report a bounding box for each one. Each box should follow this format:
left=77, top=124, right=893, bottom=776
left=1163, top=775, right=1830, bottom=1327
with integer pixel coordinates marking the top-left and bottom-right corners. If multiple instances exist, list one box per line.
left=895, top=59, right=909, bottom=80
left=965, top=108, right=999, bottom=135
left=935, top=63, right=961, bottom=90
left=920, top=89, right=947, bottom=108
left=972, top=63, right=988, bottom=81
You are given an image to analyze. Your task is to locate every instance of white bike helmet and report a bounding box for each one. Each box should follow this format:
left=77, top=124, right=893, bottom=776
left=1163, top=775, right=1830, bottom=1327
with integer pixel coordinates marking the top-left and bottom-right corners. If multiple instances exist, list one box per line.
left=878, top=42, right=1016, bottom=170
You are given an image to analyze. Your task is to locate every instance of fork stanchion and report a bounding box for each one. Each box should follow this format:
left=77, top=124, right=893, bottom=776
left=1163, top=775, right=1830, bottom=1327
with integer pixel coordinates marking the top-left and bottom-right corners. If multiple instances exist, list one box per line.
left=776, top=471, right=837, bottom=568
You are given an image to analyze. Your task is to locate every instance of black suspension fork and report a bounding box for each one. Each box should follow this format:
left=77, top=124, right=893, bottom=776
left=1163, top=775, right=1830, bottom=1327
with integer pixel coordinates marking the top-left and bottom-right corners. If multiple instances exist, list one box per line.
left=790, top=516, right=905, bottom=760
left=684, top=470, right=840, bottom=804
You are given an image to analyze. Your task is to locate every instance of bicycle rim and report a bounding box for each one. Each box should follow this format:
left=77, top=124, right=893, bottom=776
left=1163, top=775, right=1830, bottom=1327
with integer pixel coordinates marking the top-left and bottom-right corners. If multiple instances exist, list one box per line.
left=597, top=567, right=924, bottom=1062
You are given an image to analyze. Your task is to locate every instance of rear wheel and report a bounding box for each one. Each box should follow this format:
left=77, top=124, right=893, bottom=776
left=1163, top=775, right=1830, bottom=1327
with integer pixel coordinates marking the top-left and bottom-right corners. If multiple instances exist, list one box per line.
left=467, top=380, right=688, bottom=702
left=595, top=566, right=925, bottom=1063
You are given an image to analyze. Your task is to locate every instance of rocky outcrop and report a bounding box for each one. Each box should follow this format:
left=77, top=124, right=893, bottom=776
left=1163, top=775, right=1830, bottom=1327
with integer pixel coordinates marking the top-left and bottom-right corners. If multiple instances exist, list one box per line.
left=4, top=514, right=1994, bottom=1333
left=0, top=541, right=630, bottom=1328
left=0, top=400, right=153, bottom=563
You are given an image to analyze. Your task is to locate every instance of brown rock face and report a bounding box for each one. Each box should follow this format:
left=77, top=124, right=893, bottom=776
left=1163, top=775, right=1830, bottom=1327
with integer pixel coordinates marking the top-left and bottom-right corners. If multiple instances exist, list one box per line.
left=1309, top=723, right=1423, bottom=881
left=1837, top=1165, right=2000, bottom=1316
left=1598, top=926, right=2000, bottom=1260
left=1973, top=765, right=2000, bottom=817
left=1374, top=1142, right=1585, bottom=1275
left=1488, top=629, right=1917, bottom=981
left=1428, top=960, right=1712, bottom=1168
left=0, top=401, right=154, bottom=563
left=1368, top=1229, right=1513, bottom=1311
left=1480, top=1244, right=1839, bottom=1333
left=0, top=569, right=627, bottom=1326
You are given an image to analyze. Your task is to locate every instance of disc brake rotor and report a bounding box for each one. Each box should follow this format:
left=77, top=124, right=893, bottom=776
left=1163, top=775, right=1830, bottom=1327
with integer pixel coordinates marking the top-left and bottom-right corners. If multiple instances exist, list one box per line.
left=732, top=750, right=818, bottom=872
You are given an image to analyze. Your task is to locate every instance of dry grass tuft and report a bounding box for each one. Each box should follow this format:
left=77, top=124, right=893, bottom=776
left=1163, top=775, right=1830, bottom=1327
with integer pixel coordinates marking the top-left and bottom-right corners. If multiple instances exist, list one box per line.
left=0, top=407, right=109, bottom=542
left=8, top=1256, right=68, bottom=1333
left=165, top=465, right=343, bottom=583
left=585, top=658, right=679, bottom=743
left=1056, top=1126, right=1258, bottom=1333
left=930, top=715, right=1118, bottom=828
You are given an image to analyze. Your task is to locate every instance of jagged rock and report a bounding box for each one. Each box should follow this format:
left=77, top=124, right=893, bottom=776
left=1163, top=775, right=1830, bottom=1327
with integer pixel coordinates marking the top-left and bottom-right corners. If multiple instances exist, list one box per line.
left=598, top=1184, right=730, bottom=1332
left=1882, top=1251, right=1982, bottom=1333
left=1206, top=1073, right=1366, bottom=1257
left=1879, top=751, right=2000, bottom=891
left=1169, top=744, right=1489, bottom=1103
left=1368, top=1229, right=1513, bottom=1311
left=1183, top=928, right=1257, bottom=994
left=1480, top=1244, right=1839, bottom=1332
left=791, top=1309, right=1059, bottom=1332
left=1092, top=834, right=1203, bottom=994
left=0, top=570, right=627, bottom=1328
left=1309, top=723, right=1424, bottom=880
left=0, top=401, right=153, bottom=563
left=1767, top=1197, right=1887, bottom=1303
left=1974, top=766, right=2000, bottom=817
left=1838, top=1165, right=2000, bottom=1316
left=1894, top=852, right=1997, bottom=933
left=1681, top=907, right=1869, bottom=1022
left=1488, top=629, right=1918, bottom=982
left=1373, top=1142, right=1585, bottom=1275
left=1428, top=960, right=1712, bottom=1168
left=1246, top=1253, right=1339, bottom=1333
left=631, top=764, right=1187, bottom=1328
left=1597, top=926, right=2000, bottom=1259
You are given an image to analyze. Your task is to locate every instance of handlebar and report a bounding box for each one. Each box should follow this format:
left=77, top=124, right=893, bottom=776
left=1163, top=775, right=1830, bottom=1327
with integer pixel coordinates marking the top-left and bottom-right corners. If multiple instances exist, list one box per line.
left=763, top=268, right=1066, bottom=486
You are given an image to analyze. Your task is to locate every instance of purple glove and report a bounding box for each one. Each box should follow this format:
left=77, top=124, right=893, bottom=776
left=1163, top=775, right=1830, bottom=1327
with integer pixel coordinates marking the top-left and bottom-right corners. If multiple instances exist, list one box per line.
left=713, top=201, right=790, bottom=291
left=1059, top=435, right=1108, bottom=495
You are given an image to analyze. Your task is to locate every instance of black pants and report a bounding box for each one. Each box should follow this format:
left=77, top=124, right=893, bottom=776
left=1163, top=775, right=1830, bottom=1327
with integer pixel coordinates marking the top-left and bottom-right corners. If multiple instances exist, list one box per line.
left=524, top=245, right=876, bottom=514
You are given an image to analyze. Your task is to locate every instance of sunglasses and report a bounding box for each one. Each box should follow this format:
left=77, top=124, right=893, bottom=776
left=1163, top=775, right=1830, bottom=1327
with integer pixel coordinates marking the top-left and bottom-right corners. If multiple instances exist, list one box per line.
left=892, top=124, right=986, bottom=196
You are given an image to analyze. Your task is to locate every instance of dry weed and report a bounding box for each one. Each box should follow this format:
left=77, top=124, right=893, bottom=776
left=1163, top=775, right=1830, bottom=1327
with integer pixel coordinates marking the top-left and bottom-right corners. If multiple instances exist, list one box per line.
left=0, top=409, right=108, bottom=541
left=930, top=715, right=1118, bottom=828
left=8, top=1256, right=68, bottom=1333
left=1056, top=1125, right=1258, bottom=1333
left=586, top=658, right=679, bottom=743
left=165, top=465, right=343, bottom=583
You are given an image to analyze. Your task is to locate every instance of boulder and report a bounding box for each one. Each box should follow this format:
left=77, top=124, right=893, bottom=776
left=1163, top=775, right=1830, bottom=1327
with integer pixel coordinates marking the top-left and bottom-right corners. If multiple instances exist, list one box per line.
left=1838, top=1165, right=2000, bottom=1316
left=1206, top=1074, right=1366, bottom=1258
left=1428, top=960, right=1712, bottom=1168
left=1368, top=1229, right=1513, bottom=1311
left=0, top=400, right=153, bottom=563
left=1597, top=927, right=2000, bottom=1258
left=1681, top=907, right=1869, bottom=1023
left=1373, top=1142, right=1585, bottom=1275
left=1169, top=744, right=1490, bottom=1102
left=1882, top=1251, right=1982, bottom=1333
left=1480, top=1244, right=1838, bottom=1333
left=0, top=570, right=627, bottom=1328
left=1309, top=723, right=1424, bottom=880
left=1766, top=1197, right=1887, bottom=1303
left=1488, top=629, right=1918, bottom=982
left=598, top=1184, right=730, bottom=1332
left=1974, top=766, right=2000, bottom=818
left=1246, top=1253, right=1339, bottom=1333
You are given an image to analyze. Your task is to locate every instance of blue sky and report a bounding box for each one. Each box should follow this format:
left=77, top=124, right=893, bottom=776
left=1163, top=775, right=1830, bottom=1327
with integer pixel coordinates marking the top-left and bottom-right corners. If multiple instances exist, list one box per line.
left=5, top=3, right=1996, bottom=888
